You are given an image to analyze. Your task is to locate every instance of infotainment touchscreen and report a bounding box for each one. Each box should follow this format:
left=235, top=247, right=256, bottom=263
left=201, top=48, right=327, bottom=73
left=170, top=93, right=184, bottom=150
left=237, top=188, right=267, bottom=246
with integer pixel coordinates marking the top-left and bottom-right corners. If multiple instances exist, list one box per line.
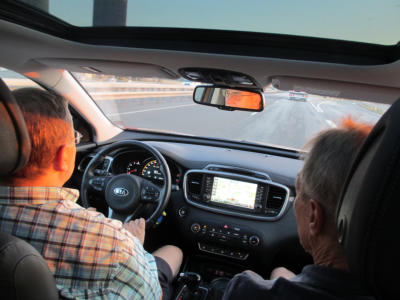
left=210, top=177, right=257, bottom=209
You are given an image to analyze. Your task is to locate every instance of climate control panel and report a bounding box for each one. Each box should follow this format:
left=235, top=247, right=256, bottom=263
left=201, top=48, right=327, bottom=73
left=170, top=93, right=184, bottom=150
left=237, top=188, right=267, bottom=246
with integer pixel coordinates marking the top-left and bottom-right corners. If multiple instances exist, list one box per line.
left=191, top=222, right=261, bottom=246
left=190, top=221, right=262, bottom=259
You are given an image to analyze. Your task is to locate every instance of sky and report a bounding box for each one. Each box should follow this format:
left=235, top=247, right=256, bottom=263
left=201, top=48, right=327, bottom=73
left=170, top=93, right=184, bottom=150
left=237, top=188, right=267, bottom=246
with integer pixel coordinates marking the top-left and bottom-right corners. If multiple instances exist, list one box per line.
left=44, top=0, right=400, bottom=45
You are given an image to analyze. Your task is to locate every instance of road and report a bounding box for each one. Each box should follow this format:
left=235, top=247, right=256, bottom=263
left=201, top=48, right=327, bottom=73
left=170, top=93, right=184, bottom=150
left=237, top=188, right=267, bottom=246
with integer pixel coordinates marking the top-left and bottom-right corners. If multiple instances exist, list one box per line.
left=96, top=92, right=387, bottom=150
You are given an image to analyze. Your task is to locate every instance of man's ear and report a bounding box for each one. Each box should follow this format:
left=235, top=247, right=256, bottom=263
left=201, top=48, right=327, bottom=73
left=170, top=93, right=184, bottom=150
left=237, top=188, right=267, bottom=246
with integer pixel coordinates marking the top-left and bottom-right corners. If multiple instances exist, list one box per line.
left=309, top=199, right=324, bottom=236
left=54, top=144, right=69, bottom=172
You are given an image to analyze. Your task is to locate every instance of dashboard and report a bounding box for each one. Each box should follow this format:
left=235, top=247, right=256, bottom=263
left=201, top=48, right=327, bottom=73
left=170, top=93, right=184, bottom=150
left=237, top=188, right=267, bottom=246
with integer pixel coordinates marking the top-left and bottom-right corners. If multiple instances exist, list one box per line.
left=76, top=140, right=305, bottom=272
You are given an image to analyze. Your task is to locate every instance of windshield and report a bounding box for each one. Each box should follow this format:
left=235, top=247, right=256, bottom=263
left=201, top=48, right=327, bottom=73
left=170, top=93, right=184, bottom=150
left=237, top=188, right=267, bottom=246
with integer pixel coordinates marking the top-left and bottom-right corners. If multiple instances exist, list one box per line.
left=73, top=72, right=388, bottom=150
left=15, top=0, right=400, bottom=45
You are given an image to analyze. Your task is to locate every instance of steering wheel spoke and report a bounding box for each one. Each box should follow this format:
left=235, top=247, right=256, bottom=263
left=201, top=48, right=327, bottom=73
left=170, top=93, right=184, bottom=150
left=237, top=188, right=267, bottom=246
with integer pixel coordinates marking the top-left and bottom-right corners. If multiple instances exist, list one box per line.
left=107, top=204, right=145, bottom=223
left=88, top=175, right=112, bottom=193
left=139, top=178, right=161, bottom=203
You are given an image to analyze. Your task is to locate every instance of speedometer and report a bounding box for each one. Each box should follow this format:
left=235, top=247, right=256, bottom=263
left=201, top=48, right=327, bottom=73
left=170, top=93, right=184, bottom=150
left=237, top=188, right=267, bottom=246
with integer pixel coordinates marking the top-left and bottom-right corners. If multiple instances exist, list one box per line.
left=141, top=159, right=164, bottom=182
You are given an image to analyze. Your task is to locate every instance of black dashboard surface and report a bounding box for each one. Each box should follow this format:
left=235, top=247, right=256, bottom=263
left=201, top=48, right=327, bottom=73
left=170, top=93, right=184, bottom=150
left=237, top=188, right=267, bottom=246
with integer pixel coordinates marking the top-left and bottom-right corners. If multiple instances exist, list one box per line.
left=148, top=141, right=303, bottom=188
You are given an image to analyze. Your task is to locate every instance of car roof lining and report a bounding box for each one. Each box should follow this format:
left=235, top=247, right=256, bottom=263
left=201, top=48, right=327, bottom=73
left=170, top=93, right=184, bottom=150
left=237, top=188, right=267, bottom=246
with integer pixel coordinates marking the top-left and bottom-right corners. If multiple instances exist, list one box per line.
left=0, top=19, right=399, bottom=105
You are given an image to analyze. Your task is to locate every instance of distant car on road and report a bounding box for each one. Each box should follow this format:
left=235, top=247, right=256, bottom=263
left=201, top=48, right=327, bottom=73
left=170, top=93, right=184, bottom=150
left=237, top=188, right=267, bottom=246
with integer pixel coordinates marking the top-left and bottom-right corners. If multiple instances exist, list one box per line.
left=289, top=91, right=308, bottom=101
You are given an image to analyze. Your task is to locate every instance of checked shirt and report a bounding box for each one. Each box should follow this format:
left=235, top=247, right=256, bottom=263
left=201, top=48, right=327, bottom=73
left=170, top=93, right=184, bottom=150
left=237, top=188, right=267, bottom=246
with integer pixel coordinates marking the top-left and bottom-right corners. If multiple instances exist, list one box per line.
left=0, top=186, right=161, bottom=299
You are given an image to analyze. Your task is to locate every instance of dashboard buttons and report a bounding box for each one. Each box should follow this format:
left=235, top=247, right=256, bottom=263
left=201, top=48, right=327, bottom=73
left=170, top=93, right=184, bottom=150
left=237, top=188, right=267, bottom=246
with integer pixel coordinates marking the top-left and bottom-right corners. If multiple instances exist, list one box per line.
left=232, top=226, right=241, bottom=232
left=219, top=235, right=228, bottom=242
left=191, top=221, right=261, bottom=249
left=198, top=242, right=249, bottom=260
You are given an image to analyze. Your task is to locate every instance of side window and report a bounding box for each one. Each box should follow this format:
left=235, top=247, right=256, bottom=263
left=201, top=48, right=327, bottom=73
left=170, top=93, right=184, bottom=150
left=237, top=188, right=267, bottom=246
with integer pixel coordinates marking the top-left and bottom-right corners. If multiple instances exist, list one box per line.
left=0, top=67, right=43, bottom=90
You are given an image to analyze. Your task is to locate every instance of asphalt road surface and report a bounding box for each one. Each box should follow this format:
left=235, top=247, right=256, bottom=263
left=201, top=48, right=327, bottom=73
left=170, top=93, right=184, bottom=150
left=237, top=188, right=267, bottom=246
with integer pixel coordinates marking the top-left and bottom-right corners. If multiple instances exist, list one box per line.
left=97, top=92, right=387, bottom=149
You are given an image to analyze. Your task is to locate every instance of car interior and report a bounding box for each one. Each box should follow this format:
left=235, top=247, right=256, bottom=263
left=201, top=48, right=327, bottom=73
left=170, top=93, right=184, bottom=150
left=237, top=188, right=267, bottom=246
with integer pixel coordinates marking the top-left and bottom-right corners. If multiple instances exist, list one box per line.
left=0, top=1, right=399, bottom=299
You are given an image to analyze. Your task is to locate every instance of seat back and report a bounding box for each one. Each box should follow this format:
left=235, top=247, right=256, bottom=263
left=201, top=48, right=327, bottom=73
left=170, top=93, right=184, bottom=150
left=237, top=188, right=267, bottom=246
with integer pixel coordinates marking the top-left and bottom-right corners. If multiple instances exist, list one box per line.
left=0, top=78, right=59, bottom=299
left=0, top=232, right=59, bottom=300
left=337, top=98, right=400, bottom=300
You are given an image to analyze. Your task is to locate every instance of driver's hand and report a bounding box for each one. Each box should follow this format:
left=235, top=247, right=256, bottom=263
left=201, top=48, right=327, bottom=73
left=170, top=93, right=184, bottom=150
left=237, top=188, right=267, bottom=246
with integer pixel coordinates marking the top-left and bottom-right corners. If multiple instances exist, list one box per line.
left=123, top=218, right=145, bottom=245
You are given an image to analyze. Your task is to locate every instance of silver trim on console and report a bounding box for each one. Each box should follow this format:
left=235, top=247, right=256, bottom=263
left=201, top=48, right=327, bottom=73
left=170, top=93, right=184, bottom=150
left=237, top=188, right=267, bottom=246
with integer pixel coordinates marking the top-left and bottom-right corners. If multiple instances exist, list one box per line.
left=183, top=167, right=291, bottom=221
left=205, top=164, right=271, bottom=180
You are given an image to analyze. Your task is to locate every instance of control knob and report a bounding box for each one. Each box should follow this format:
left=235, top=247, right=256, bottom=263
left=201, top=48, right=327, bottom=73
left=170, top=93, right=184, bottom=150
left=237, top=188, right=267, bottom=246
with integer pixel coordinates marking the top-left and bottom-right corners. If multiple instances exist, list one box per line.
left=203, top=193, right=211, bottom=201
left=249, top=235, right=260, bottom=246
left=191, top=223, right=201, bottom=233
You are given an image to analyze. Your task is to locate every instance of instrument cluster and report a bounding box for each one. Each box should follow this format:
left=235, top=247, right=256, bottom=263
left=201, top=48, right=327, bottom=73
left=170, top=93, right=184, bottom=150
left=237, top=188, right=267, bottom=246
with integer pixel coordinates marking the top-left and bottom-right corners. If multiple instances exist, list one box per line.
left=111, top=150, right=183, bottom=186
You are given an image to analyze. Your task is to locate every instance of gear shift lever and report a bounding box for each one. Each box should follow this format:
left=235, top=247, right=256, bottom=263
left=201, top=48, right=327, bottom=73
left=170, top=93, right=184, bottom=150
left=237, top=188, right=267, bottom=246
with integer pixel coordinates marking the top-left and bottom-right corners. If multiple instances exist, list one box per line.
left=179, top=272, right=201, bottom=292
left=177, top=272, right=205, bottom=300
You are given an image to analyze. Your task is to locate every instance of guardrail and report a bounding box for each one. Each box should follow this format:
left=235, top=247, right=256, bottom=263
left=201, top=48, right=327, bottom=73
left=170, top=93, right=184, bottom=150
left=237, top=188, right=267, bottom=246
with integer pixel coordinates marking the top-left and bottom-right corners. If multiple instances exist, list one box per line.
left=3, top=78, right=195, bottom=100
left=92, top=90, right=193, bottom=100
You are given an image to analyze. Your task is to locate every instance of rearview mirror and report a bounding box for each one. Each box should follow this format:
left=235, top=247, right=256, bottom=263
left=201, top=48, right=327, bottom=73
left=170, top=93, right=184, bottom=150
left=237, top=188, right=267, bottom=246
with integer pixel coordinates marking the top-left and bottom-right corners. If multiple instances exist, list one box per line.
left=193, top=86, right=264, bottom=112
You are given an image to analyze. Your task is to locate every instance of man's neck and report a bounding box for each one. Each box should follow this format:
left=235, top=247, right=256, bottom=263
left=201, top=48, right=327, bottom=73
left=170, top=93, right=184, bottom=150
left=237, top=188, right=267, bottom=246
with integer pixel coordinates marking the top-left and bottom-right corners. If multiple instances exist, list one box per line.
left=311, top=236, right=349, bottom=271
left=6, top=172, right=65, bottom=188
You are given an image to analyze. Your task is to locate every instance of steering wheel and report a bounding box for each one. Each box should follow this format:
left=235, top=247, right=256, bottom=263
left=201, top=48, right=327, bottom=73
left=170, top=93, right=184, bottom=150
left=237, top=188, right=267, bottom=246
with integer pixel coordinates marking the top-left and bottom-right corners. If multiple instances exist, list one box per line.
left=81, top=140, right=171, bottom=226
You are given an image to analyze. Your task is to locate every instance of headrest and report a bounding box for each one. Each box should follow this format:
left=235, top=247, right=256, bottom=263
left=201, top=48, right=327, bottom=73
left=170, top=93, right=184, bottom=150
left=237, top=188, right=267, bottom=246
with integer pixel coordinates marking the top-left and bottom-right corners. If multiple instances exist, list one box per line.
left=337, top=98, right=400, bottom=299
left=0, top=78, right=31, bottom=176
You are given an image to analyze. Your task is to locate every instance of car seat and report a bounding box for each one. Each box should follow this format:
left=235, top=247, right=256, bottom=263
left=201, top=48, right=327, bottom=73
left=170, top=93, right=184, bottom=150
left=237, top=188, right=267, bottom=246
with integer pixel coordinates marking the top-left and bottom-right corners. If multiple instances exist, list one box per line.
left=0, top=78, right=59, bottom=299
left=337, top=98, right=400, bottom=300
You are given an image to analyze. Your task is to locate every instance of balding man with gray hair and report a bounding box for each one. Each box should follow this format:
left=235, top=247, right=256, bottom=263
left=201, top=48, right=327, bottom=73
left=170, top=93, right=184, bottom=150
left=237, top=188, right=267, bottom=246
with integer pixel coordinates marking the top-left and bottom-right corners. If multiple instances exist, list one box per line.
left=223, top=119, right=374, bottom=300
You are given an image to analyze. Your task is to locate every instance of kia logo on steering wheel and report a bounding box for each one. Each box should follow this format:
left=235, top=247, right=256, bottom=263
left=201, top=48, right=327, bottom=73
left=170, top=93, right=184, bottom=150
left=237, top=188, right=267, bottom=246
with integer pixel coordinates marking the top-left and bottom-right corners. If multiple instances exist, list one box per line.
left=113, top=187, right=129, bottom=196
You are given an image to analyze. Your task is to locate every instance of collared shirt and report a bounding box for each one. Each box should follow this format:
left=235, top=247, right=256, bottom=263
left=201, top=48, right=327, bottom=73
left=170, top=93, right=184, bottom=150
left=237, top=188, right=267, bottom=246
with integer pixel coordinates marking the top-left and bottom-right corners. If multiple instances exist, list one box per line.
left=0, top=186, right=161, bottom=299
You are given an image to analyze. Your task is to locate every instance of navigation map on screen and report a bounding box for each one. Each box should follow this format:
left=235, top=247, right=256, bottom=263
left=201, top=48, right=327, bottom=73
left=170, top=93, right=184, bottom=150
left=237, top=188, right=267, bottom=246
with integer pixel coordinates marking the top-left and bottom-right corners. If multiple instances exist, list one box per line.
left=211, top=177, right=257, bottom=209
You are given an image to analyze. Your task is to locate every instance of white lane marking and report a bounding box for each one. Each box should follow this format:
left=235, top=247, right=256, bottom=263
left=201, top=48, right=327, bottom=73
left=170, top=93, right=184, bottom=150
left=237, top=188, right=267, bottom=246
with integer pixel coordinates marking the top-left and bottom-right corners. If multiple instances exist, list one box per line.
left=107, top=104, right=196, bottom=117
left=317, top=103, right=325, bottom=112
left=251, top=112, right=258, bottom=116
left=326, top=120, right=337, bottom=128
left=309, top=101, right=323, bottom=113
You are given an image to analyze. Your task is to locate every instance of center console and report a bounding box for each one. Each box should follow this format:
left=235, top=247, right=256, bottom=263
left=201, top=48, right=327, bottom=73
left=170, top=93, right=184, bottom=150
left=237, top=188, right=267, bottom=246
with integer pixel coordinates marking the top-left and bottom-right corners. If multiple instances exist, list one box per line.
left=182, top=165, right=292, bottom=260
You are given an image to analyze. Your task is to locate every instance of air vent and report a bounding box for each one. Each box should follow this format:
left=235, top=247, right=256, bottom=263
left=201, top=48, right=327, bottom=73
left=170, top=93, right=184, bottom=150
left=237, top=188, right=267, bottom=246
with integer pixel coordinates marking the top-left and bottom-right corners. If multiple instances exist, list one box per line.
left=266, top=185, right=287, bottom=216
left=187, top=173, right=203, bottom=195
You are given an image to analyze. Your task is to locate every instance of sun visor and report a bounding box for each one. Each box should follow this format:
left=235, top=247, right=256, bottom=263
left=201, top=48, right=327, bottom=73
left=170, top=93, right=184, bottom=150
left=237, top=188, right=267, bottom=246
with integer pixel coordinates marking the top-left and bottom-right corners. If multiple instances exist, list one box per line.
left=34, top=58, right=178, bottom=79
left=271, top=76, right=400, bottom=104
